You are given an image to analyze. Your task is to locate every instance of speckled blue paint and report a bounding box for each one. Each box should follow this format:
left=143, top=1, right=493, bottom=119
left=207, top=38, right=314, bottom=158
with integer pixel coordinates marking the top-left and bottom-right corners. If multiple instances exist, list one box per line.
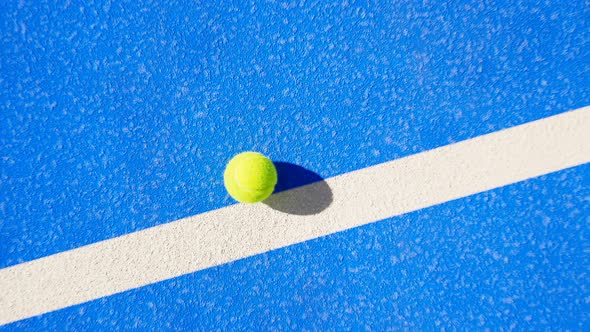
left=5, top=164, right=589, bottom=330
left=0, top=0, right=588, bottom=287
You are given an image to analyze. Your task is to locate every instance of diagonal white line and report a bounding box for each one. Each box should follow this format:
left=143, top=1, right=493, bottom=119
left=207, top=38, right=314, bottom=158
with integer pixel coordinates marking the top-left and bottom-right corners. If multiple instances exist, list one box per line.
left=1, top=106, right=589, bottom=325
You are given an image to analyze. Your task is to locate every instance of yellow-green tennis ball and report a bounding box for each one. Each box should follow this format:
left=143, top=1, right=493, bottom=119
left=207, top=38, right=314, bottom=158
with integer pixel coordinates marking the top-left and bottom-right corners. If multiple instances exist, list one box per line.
left=224, top=152, right=278, bottom=203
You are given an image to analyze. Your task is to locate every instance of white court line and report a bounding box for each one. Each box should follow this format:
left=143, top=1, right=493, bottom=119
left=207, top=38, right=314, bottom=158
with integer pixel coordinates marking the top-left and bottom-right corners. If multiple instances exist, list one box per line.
left=1, top=106, right=589, bottom=325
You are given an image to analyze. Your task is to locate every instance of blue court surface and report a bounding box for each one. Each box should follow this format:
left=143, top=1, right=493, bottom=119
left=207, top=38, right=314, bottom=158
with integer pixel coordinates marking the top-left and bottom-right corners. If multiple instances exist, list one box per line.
left=1, top=0, right=589, bottom=330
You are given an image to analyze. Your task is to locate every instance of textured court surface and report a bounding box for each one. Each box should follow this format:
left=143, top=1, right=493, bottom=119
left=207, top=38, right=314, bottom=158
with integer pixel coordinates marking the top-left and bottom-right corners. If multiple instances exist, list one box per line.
left=1, top=0, right=589, bottom=330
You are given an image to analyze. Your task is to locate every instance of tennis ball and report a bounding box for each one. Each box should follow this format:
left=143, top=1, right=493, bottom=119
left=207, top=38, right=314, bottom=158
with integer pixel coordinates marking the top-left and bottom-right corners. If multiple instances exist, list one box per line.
left=224, top=152, right=278, bottom=203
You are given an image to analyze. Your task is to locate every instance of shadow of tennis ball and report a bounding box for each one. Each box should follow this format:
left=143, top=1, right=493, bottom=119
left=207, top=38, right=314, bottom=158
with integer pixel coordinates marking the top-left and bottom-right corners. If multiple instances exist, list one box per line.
left=263, top=162, right=333, bottom=216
